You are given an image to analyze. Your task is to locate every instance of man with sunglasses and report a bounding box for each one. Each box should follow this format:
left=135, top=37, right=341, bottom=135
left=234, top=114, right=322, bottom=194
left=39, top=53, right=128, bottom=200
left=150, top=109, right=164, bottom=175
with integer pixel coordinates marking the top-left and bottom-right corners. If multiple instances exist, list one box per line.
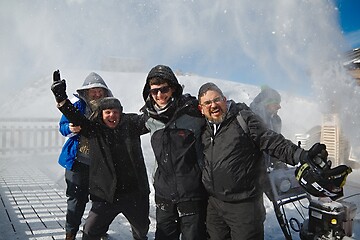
left=197, top=82, right=328, bottom=240
left=141, top=65, right=207, bottom=240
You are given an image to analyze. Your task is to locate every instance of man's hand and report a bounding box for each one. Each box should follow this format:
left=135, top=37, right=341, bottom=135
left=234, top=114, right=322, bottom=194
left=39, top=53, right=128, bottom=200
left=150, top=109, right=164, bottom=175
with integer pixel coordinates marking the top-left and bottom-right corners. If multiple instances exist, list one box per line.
left=51, top=70, right=68, bottom=103
left=300, top=143, right=329, bottom=169
left=69, top=123, right=81, bottom=133
left=308, top=143, right=328, bottom=160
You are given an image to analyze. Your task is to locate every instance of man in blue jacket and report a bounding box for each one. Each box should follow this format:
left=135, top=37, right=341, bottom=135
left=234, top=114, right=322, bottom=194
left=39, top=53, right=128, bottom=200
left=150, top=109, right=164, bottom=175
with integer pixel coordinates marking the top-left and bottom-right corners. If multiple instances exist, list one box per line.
left=58, top=72, right=113, bottom=240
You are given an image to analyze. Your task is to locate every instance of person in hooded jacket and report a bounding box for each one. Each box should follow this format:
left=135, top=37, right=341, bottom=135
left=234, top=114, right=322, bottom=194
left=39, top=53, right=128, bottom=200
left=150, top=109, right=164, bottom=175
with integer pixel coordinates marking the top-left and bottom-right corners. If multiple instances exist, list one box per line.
left=52, top=70, right=150, bottom=240
left=250, top=86, right=284, bottom=194
left=57, top=72, right=113, bottom=240
left=249, top=86, right=282, bottom=133
left=141, top=65, right=207, bottom=240
left=197, top=82, right=328, bottom=240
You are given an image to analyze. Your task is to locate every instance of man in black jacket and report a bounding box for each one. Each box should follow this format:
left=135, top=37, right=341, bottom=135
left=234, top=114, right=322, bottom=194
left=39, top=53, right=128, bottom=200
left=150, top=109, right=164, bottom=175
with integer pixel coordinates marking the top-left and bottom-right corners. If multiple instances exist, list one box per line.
left=141, top=65, right=207, bottom=240
left=197, top=82, right=328, bottom=240
left=51, top=70, right=150, bottom=240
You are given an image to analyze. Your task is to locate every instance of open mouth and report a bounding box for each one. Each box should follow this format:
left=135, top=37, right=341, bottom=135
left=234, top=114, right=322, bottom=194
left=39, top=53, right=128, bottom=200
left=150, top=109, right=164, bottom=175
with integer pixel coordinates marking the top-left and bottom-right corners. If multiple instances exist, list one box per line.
left=210, top=107, right=221, bottom=115
left=107, top=120, right=117, bottom=124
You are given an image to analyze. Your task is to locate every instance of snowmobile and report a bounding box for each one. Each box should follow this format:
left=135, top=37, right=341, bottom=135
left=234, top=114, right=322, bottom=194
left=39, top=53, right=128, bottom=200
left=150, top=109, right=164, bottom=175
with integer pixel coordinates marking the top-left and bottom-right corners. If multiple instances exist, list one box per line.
left=266, top=145, right=356, bottom=240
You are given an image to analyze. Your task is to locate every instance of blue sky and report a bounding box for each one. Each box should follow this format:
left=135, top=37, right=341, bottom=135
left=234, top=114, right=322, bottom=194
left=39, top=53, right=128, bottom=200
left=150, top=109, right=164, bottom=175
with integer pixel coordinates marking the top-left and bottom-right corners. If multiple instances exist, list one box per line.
left=335, top=0, right=360, bottom=48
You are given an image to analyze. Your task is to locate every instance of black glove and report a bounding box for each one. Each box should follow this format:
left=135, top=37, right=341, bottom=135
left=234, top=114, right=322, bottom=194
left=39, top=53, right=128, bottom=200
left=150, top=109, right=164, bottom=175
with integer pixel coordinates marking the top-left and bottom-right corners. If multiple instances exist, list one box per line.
left=51, top=70, right=68, bottom=103
left=300, top=143, right=329, bottom=170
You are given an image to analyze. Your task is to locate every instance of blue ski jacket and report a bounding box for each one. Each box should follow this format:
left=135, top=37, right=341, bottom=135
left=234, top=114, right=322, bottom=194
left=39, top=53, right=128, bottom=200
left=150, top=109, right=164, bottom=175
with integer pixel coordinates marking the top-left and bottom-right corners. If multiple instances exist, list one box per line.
left=57, top=72, right=113, bottom=170
left=58, top=99, right=86, bottom=170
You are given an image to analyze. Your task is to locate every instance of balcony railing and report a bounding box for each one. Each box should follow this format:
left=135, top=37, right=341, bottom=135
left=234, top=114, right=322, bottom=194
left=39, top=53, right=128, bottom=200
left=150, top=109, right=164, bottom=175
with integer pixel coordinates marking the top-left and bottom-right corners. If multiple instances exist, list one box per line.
left=0, top=118, right=64, bottom=157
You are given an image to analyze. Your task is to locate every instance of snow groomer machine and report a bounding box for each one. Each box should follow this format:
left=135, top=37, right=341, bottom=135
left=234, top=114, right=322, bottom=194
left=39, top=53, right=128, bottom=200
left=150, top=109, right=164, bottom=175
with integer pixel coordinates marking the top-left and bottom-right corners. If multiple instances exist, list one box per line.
left=266, top=143, right=356, bottom=240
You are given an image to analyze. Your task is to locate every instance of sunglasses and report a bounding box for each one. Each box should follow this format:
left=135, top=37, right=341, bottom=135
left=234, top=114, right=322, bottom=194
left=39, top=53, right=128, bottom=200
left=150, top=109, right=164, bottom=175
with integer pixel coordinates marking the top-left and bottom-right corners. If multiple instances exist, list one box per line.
left=200, top=96, right=224, bottom=107
left=149, top=86, right=171, bottom=95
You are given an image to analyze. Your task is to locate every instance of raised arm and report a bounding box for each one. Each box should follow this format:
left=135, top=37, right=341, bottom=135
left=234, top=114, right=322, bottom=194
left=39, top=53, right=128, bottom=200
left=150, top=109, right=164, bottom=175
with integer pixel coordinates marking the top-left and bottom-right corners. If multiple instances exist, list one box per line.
left=51, top=70, right=95, bottom=137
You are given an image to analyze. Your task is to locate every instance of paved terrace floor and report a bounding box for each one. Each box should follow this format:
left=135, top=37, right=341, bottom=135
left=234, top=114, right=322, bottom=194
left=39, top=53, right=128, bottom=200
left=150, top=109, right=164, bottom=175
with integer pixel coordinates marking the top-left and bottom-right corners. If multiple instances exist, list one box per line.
left=0, top=154, right=156, bottom=240
left=1, top=154, right=360, bottom=240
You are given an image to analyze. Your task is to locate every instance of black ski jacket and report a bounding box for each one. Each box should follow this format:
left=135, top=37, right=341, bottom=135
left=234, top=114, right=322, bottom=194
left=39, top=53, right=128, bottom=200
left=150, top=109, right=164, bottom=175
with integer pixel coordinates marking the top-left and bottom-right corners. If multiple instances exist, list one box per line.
left=142, top=94, right=207, bottom=204
left=59, top=100, right=150, bottom=203
left=201, top=100, right=302, bottom=202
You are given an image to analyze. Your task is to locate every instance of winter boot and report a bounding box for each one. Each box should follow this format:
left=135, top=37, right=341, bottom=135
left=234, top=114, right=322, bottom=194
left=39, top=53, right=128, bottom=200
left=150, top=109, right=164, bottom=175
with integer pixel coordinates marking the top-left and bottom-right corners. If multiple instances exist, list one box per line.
left=65, top=232, right=76, bottom=240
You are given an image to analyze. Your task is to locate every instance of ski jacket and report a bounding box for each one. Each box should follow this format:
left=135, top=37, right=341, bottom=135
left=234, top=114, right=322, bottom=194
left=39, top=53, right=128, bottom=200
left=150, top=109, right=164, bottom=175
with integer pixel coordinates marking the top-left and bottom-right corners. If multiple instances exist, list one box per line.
left=58, top=72, right=112, bottom=170
left=58, top=99, right=85, bottom=170
left=58, top=99, right=150, bottom=203
left=201, top=100, right=301, bottom=202
left=142, top=94, right=207, bottom=204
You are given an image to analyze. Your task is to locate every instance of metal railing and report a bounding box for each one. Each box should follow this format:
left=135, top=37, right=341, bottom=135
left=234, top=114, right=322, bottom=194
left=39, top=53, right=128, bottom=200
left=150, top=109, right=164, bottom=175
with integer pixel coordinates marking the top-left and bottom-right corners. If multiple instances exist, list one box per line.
left=0, top=118, right=64, bottom=157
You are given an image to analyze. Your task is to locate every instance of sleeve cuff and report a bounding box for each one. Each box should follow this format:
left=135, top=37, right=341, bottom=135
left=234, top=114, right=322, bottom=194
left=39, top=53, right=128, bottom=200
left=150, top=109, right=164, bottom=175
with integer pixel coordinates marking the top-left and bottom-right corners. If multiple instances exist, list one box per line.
left=293, top=148, right=303, bottom=165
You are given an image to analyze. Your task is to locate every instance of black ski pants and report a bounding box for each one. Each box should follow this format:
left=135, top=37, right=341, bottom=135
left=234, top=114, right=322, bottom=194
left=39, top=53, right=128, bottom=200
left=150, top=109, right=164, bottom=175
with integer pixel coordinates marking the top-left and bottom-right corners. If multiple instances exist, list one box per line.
left=155, top=200, right=207, bottom=240
left=206, top=195, right=265, bottom=240
left=65, top=162, right=90, bottom=235
left=82, top=192, right=150, bottom=240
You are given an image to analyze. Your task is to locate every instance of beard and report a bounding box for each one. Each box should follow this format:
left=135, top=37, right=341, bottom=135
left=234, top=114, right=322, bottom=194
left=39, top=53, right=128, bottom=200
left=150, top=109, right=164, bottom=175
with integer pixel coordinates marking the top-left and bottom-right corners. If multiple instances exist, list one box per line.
left=207, top=109, right=226, bottom=124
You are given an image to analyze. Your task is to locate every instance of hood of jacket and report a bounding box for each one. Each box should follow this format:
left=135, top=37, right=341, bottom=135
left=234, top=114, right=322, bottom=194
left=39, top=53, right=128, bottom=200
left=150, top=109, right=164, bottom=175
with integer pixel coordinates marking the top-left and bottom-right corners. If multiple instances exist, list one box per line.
left=249, top=86, right=280, bottom=116
left=75, top=72, right=113, bottom=101
left=142, top=65, right=183, bottom=102
left=249, top=87, right=281, bottom=132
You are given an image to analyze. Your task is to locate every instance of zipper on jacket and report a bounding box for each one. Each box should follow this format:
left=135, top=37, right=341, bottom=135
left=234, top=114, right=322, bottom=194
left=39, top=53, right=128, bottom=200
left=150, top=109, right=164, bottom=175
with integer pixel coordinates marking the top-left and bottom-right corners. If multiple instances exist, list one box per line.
left=206, top=121, right=216, bottom=192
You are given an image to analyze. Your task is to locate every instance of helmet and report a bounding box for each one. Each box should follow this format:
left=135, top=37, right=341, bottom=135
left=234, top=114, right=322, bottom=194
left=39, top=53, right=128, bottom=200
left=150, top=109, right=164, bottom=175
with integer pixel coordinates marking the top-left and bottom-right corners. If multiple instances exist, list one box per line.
left=295, top=159, right=352, bottom=200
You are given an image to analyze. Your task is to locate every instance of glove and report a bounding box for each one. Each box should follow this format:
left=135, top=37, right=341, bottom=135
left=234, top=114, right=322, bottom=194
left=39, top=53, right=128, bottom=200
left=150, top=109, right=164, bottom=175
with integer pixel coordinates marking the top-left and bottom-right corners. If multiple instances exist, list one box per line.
left=300, top=143, right=329, bottom=170
left=51, top=70, right=68, bottom=103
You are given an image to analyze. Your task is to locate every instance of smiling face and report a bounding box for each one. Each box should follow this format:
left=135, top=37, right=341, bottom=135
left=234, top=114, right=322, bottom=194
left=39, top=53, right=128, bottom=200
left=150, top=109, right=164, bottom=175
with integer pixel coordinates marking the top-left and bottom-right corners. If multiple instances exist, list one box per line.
left=149, top=83, right=175, bottom=108
left=87, top=87, right=106, bottom=101
left=102, top=108, right=121, bottom=129
left=199, top=90, right=227, bottom=124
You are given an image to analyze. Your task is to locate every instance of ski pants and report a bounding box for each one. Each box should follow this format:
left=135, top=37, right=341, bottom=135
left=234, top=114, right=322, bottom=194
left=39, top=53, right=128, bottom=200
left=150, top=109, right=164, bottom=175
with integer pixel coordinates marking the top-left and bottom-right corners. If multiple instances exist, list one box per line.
left=82, top=192, right=150, bottom=240
left=155, top=200, right=207, bottom=240
left=206, top=195, right=265, bottom=240
left=65, top=162, right=90, bottom=235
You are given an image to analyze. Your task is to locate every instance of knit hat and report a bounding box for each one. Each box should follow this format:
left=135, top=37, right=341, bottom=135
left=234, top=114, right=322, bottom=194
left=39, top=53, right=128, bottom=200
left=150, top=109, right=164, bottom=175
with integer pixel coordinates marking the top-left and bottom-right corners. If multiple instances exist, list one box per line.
left=142, top=65, right=183, bottom=101
left=198, top=82, right=224, bottom=100
left=98, top=97, right=123, bottom=112
left=90, top=97, right=123, bottom=121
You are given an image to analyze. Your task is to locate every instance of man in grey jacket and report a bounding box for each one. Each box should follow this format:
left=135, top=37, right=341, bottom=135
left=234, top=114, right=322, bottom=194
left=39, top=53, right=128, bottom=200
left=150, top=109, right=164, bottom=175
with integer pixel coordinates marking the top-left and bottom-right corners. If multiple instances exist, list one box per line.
left=197, top=82, right=328, bottom=240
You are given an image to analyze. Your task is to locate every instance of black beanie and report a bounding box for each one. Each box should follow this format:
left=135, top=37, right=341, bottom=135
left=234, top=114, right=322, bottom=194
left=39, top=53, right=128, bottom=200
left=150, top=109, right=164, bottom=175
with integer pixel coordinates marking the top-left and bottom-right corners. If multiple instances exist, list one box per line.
left=99, top=97, right=123, bottom=112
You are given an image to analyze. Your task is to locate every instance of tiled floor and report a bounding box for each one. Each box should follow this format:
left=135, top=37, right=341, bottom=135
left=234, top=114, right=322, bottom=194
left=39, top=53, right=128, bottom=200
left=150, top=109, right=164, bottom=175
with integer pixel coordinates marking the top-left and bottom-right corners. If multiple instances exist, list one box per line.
left=0, top=155, right=156, bottom=240
left=1, top=154, right=359, bottom=240
left=0, top=156, right=67, bottom=239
